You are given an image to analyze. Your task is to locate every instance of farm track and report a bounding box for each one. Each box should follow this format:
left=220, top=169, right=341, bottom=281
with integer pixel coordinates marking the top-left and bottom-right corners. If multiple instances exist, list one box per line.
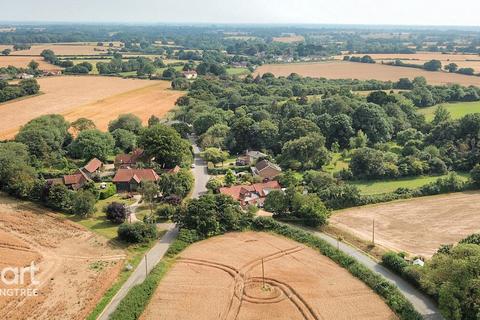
left=178, top=246, right=318, bottom=320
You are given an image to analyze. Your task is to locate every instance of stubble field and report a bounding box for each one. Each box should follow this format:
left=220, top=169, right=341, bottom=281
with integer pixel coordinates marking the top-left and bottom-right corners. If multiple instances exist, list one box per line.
left=0, top=76, right=184, bottom=139
left=0, top=42, right=122, bottom=56
left=0, top=56, right=62, bottom=70
left=330, top=191, right=480, bottom=257
left=141, top=232, right=396, bottom=320
left=254, top=61, right=480, bottom=86
left=0, top=194, right=125, bottom=320
left=339, top=52, right=480, bottom=72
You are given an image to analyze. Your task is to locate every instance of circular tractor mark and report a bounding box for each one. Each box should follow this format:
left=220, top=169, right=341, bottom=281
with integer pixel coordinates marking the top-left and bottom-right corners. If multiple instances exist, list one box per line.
left=179, top=246, right=319, bottom=320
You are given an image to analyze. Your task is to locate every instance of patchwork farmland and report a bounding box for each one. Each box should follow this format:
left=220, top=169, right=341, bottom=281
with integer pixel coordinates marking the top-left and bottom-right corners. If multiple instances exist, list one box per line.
left=141, top=232, right=396, bottom=320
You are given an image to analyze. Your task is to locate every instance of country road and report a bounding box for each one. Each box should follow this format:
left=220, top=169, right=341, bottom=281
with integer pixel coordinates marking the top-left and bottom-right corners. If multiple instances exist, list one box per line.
left=310, top=230, right=444, bottom=320
left=97, top=142, right=209, bottom=319
left=97, top=224, right=178, bottom=320
left=191, top=142, right=210, bottom=198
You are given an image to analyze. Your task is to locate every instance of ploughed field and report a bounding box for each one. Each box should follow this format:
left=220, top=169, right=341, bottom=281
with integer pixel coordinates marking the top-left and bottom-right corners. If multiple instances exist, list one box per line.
left=254, top=61, right=480, bottom=86
left=0, top=194, right=126, bottom=320
left=330, top=191, right=480, bottom=257
left=141, top=232, right=396, bottom=320
left=0, top=76, right=184, bottom=139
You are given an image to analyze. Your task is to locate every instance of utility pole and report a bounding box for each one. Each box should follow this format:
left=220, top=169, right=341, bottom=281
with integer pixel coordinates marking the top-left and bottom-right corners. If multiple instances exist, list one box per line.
left=261, top=258, right=265, bottom=289
left=145, top=255, right=148, bottom=279
left=372, top=218, right=375, bottom=245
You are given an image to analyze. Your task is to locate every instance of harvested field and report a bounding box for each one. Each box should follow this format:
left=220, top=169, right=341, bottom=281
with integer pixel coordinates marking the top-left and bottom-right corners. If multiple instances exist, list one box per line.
left=272, top=35, right=305, bottom=43
left=339, top=52, right=480, bottom=72
left=0, top=194, right=125, bottom=320
left=0, top=76, right=183, bottom=139
left=141, top=232, right=396, bottom=320
left=0, top=56, right=61, bottom=70
left=0, top=42, right=121, bottom=56
left=330, top=191, right=480, bottom=257
left=254, top=61, right=480, bottom=86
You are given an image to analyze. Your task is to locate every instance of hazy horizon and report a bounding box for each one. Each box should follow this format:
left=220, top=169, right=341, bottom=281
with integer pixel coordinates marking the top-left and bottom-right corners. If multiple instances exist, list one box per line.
left=1, top=0, right=479, bottom=27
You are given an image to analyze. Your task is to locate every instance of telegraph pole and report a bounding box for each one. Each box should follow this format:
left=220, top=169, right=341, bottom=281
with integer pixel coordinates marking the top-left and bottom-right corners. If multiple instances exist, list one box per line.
left=372, top=218, right=375, bottom=245
left=145, top=255, right=148, bottom=279
left=261, top=258, right=265, bottom=289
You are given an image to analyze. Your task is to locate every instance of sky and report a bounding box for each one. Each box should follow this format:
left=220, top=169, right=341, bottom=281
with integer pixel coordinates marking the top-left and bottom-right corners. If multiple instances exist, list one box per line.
left=0, top=0, right=479, bottom=26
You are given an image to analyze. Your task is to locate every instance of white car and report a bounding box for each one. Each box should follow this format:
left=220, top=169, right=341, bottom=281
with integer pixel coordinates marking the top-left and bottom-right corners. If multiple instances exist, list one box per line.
left=191, top=163, right=196, bottom=168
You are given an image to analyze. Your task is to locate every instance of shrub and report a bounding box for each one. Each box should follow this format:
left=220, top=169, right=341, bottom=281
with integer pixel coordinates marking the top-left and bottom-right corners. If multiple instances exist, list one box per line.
left=156, top=204, right=177, bottom=219
left=382, top=252, right=408, bottom=274
left=117, top=222, right=157, bottom=243
left=106, top=202, right=129, bottom=224
left=71, top=190, right=96, bottom=217
left=99, top=183, right=116, bottom=199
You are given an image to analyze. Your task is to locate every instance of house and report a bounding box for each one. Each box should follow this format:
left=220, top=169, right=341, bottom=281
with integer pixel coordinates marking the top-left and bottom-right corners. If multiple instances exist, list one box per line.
left=46, top=170, right=90, bottom=191
left=42, top=70, right=62, bottom=76
left=114, top=149, right=145, bottom=169
left=113, top=168, right=160, bottom=192
left=219, top=181, right=281, bottom=207
left=251, top=160, right=282, bottom=180
left=16, top=73, right=34, bottom=79
left=80, top=158, right=103, bottom=178
left=236, top=150, right=268, bottom=166
left=182, top=70, right=198, bottom=79
left=165, top=165, right=181, bottom=174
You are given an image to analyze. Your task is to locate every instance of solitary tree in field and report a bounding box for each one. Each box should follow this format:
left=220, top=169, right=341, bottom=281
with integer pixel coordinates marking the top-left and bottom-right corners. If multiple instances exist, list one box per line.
left=28, top=60, right=39, bottom=71
left=2, top=48, right=11, bottom=56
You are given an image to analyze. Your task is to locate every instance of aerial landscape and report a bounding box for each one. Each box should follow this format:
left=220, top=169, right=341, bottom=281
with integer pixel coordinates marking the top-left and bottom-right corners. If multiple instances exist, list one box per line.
left=0, top=0, right=479, bottom=319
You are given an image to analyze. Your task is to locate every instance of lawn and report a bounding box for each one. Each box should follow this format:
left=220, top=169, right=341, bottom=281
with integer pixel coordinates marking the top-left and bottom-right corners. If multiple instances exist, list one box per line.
left=418, top=101, right=480, bottom=121
left=349, top=172, right=469, bottom=195
left=60, top=194, right=136, bottom=240
left=226, top=67, right=250, bottom=76
left=323, top=152, right=350, bottom=174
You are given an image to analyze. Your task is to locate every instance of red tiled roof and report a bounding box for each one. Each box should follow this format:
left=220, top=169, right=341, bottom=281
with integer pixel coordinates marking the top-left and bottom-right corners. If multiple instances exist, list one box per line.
left=166, top=165, right=181, bottom=174
left=63, top=174, right=84, bottom=185
left=115, top=149, right=144, bottom=166
left=113, top=168, right=160, bottom=183
left=219, top=181, right=281, bottom=202
left=83, top=158, right=102, bottom=173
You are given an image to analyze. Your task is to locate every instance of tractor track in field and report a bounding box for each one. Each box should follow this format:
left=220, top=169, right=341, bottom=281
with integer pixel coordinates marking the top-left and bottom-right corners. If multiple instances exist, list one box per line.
left=178, top=245, right=319, bottom=320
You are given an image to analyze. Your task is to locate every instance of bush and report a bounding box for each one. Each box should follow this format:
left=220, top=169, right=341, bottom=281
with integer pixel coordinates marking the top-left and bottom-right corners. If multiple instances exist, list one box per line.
left=106, top=202, right=128, bottom=224
left=382, top=252, right=408, bottom=274
left=117, top=222, right=157, bottom=243
left=99, top=183, right=116, bottom=199
left=71, top=190, right=96, bottom=217
left=156, top=204, right=177, bottom=219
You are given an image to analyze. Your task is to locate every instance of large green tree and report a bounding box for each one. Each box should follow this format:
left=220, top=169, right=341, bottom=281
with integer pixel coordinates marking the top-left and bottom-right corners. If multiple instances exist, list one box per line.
left=138, top=124, right=192, bottom=168
left=69, top=129, right=114, bottom=161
